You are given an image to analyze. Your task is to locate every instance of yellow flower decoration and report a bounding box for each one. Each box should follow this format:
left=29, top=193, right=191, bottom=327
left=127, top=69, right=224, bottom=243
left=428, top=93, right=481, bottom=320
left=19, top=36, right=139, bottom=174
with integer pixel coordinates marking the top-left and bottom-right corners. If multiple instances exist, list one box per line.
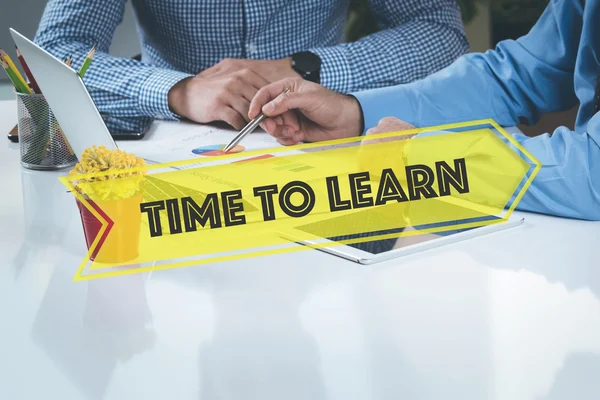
left=70, top=145, right=147, bottom=201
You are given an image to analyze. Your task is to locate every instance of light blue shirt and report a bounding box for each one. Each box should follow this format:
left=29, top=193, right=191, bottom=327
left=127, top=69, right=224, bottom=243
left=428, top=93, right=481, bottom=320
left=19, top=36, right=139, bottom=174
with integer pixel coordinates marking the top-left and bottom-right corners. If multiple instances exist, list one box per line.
left=354, top=0, right=600, bottom=221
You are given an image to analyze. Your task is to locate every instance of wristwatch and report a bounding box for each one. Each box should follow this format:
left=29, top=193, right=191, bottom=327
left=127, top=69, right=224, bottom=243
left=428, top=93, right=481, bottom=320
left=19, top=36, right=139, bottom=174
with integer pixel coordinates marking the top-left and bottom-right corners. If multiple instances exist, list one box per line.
left=291, top=51, right=321, bottom=84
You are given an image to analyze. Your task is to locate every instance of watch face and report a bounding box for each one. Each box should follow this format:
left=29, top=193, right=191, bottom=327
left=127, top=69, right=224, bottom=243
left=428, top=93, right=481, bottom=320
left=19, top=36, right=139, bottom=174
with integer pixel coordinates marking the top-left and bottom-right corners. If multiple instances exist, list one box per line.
left=292, top=52, right=321, bottom=83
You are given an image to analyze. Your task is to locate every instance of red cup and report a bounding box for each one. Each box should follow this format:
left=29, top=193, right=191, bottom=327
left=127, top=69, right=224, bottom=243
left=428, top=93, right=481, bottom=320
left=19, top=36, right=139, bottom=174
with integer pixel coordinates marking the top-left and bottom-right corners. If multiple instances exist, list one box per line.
left=76, top=198, right=107, bottom=261
left=75, top=194, right=142, bottom=263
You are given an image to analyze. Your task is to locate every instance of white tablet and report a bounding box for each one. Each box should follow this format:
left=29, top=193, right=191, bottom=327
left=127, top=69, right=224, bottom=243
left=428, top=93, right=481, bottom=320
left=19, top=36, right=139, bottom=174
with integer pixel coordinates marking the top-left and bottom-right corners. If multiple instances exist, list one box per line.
left=282, top=211, right=524, bottom=264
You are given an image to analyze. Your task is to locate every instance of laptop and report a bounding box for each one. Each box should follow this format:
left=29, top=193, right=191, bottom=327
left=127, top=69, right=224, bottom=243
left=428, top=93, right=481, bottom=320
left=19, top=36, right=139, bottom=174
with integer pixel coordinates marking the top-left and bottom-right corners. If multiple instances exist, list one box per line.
left=10, top=29, right=124, bottom=158
left=9, top=28, right=190, bottom=170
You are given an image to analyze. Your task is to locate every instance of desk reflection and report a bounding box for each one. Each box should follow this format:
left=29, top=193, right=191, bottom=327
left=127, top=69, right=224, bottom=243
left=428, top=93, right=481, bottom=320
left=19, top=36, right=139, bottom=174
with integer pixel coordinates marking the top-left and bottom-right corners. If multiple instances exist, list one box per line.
left=32, top=262, right=154, bottom=400
left=14, top=168, right=77, bottom=278
left=20, top=168, right=72, bottom=245
left=194, top=260, right=337, bottom=400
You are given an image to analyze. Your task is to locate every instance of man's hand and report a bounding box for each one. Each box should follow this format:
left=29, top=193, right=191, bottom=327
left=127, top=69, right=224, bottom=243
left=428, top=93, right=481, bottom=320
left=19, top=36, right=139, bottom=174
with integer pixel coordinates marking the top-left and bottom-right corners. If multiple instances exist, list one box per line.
left=200, top=58, right=301, bottom=84
left=366, top=117, right=416, bottom=136
left=168, top=69, right=270, bottom=130
left=358, top=117, right=418, bottom=147
left=248, top=78, right=364, bottom=145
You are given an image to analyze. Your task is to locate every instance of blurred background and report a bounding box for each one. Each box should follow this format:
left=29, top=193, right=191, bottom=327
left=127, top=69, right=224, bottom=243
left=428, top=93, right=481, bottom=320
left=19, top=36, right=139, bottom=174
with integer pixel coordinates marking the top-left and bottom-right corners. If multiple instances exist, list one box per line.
left=0, top=0, right=575, bottom=136
left=0, top=0, right=140, bottom=89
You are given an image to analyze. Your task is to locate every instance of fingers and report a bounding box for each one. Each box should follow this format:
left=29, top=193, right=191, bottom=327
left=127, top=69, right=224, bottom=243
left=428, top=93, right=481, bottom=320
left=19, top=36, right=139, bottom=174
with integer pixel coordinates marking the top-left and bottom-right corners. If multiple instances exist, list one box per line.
left=223, top=94, right=251, bottom=123
left=256, top=97, right=304, bottom=146
left=216, top=69, right=271, bottom=127
left=260, top=90, right=321, bottom=123
left=362, top=118, right=418, bottom=147
left=366, top=117, right=416, bottom=135
left=276, top=136, right=301, bottom=146
left=203, top=60, right=270, bottom=95
left=236, top=70, right=270, bottom=101
left=249, top=78, right=304, bottom=119
left=227, top=69, right=269, bottom=122
left=260, top=110, right=300, bottom=136
left=365, top=126, right=384, bottom=136
left=260, top=118, right=277, bottom=134
left=281, top=110, right=300, bottom=131
left=271, top=125, right=304, bottom=146
left=239, top=84, right=261, bottom=104
left=218, top=107, right=247, bottom=130
left=380, top=116, right=412, bottom=126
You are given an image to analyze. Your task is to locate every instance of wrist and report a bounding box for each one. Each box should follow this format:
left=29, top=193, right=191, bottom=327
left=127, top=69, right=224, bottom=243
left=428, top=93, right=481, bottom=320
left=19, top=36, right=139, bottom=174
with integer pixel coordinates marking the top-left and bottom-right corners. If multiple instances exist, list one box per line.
left=345, top=94, right=365, bottom=137
left=138, top=69, right=193, bottom=120
left=168, top=77, right=192, bottom=118
left=281, top=57, right=302, bottom=79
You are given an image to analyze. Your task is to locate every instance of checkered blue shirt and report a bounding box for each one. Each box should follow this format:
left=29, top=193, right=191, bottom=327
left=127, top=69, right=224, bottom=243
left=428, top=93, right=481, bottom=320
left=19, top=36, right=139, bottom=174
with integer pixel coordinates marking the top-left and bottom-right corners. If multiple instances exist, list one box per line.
left=34, top=0, right=468, bottom=132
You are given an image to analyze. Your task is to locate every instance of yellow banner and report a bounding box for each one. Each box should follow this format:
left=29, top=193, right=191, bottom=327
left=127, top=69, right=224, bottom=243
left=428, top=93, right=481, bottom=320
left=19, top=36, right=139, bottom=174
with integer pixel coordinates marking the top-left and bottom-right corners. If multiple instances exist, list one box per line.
left=61, top=120, right=540, bottom=281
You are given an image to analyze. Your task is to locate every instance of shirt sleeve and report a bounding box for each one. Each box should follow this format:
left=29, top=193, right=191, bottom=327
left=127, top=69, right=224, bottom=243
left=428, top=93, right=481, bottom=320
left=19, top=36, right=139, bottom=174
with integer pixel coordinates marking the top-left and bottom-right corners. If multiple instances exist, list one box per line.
left=352, top=0, right=600, bottom=220
left=308, top=0, right=469, bottom=93
left=34, top=0, right=193, bottom=132
left=499, top=120, right=600, bottom=221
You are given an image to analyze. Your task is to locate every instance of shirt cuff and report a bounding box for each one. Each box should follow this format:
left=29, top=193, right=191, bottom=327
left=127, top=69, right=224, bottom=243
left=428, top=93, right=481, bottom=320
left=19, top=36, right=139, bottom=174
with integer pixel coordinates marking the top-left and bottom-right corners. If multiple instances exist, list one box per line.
left=308, top=46, right=353, bottom=93
left=351, top=86, right=419, bottom=134
left=138, top=69, right=193, bottom=120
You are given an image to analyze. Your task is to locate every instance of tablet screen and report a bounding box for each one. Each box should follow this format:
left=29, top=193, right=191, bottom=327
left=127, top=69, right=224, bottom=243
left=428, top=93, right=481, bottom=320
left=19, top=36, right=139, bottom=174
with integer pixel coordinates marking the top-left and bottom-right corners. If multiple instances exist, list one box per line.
left=295, top=212, right=502, bottom=255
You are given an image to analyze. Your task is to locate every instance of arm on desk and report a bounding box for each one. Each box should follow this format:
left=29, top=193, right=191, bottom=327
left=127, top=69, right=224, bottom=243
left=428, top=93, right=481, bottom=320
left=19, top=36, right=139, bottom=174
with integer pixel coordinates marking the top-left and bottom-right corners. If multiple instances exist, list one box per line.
left=353, top=0, right=598, bottom=220
left=502, top=119, right=600, bottom=221
left=34, top=0, right=192, bottom=133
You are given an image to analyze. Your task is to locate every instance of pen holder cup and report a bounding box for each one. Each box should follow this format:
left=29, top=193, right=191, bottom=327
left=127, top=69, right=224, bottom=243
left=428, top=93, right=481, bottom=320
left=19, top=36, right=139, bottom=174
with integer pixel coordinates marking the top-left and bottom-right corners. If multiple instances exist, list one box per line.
left=16, top=92, right=78, bottom=170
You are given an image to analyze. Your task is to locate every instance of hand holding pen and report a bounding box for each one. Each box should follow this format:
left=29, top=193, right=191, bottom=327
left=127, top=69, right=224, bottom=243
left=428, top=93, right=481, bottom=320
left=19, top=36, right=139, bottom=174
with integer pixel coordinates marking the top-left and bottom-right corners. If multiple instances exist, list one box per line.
left=246, top=77, right=364, bottom=146
left=223, top=87, right=290, bottom=152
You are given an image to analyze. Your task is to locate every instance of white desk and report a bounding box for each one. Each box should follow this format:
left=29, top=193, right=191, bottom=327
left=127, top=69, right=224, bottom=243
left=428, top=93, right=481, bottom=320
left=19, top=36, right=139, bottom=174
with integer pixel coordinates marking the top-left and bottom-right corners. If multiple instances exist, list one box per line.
left=0, top=99, right=599, bottom=400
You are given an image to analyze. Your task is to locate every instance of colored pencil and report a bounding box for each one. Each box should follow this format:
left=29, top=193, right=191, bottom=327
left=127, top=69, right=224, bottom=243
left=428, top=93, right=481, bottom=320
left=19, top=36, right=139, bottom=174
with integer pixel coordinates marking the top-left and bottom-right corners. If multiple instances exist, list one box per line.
left=15, top=47, right=41, bottom=93
left=0, top=49, right=31, bottom=94
left=78, top=45, right=95, bottom=77
left=0, top=55, right=16, bottom=90
left=0, top=54, right=31, bottom=94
